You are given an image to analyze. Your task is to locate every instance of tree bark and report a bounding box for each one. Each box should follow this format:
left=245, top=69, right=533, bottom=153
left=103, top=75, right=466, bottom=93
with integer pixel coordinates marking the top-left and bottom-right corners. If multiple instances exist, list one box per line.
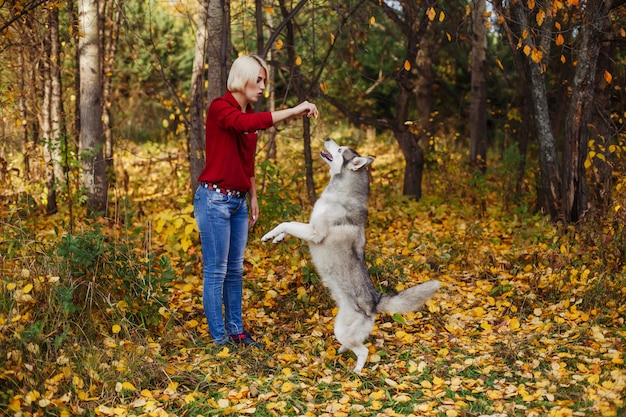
left=561, top=0, right=607, bottom=222
left=387, top=0, right=430, bottom=199
left=514, top=4, right=561, bottom=219
left=101, top=0, right=122, bottom=186
left=41, top=7, right=54, bottom=213
left=79, top=0, right=107, bottom=215
left=189, top=0, right=210, bottom=194
left=47, top=3, right=65, bottom=214
left=207, top=0, right=231, bottom=105
left=469, top=0, right=488, bottom=173
left=588, top=27, right=614, bottom=211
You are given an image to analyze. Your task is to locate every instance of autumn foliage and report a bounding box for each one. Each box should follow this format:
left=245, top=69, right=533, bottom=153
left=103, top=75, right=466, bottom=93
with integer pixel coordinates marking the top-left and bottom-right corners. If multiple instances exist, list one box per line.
left=1, top=134, right=625, bottom=416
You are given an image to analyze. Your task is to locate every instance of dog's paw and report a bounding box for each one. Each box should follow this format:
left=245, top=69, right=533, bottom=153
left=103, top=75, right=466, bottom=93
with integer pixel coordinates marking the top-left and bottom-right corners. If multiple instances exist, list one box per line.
left=270, top=232, right=287, bottom=243
left=267, top=232, right=287, bottom=243
left=261, top=228, right=286, bottom=243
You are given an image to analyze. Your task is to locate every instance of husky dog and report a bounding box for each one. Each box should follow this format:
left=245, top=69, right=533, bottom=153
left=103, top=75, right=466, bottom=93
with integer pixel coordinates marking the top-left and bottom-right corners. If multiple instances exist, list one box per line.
left=262, top=139, right=440, bottom=372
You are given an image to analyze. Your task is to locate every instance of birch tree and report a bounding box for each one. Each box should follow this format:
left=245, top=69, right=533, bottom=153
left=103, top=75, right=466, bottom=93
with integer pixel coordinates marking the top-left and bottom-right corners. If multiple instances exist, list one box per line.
left=78, top=0, right=107, bottom=214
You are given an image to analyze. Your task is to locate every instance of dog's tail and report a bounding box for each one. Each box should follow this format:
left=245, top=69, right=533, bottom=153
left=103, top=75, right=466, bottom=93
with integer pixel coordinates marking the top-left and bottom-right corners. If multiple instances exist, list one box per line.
left=376, top=280, right=440, bottom=314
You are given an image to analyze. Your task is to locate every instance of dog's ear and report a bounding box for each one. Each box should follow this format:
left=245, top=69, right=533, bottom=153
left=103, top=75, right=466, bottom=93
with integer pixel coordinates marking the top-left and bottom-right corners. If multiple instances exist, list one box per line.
left=350, top=156, right=375, bottom=171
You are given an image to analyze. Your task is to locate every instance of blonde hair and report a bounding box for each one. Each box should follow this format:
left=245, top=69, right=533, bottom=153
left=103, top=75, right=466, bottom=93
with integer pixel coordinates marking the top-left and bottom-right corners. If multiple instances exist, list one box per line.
left=227, top=55, right=268, bottom=93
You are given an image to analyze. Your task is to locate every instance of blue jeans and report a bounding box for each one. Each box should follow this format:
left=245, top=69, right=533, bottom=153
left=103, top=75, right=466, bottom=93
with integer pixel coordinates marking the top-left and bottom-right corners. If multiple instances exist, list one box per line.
left=194, top=186, right=248, bottom=344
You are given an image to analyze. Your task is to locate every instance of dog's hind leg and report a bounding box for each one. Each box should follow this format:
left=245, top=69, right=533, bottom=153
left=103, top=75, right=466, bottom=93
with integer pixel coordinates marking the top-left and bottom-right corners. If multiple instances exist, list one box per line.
left=334, top=308, right=375, bottom=373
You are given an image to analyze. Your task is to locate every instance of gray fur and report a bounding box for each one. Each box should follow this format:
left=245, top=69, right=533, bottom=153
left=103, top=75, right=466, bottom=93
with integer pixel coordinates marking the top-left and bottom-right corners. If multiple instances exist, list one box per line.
left=262, top=139, right=440, bottom=372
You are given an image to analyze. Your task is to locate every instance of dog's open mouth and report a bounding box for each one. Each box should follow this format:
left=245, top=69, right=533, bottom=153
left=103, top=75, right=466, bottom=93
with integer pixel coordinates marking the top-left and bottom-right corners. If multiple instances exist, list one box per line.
left=320, top=150, right=333, bottom=161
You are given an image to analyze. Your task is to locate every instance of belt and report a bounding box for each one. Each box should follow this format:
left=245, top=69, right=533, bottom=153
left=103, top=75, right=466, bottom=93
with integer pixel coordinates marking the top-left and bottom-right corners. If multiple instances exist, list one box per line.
left=200, top=182, right=246, bottom=198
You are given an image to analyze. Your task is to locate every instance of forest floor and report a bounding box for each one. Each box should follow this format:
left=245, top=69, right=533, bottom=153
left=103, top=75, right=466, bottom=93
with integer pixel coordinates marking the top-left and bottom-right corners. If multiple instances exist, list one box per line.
left=1, top=134, right=625, bottom=417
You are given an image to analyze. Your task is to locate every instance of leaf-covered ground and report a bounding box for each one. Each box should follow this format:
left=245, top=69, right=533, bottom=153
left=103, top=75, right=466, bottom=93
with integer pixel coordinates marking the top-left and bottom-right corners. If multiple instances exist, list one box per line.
left=2, top=135, right=625, bottom=416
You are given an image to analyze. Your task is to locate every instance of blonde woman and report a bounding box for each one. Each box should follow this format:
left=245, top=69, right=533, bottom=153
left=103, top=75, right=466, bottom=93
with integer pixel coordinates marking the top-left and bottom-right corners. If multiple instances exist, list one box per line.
left=194, top=55, right=318, bottom=347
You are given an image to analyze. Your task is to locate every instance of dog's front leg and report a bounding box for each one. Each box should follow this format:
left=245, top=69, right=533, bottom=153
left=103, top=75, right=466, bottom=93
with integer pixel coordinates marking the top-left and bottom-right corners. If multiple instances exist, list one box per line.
left=261, top=222, right=289, bottom=243
left=262, top=221, right=322, bottom=244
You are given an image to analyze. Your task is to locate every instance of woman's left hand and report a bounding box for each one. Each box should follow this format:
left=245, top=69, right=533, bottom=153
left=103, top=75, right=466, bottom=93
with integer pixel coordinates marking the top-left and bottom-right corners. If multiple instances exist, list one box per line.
left=249, top=196, right=259, bottom=227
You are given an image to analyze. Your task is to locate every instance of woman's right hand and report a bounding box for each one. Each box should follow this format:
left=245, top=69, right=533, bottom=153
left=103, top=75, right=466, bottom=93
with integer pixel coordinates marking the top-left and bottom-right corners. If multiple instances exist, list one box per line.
left=293, top=101, right=319, bottom=119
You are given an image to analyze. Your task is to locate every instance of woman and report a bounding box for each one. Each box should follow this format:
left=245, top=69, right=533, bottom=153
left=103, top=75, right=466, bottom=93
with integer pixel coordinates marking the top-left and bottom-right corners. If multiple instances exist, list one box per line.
left=194, top=54, right=318, bottom=347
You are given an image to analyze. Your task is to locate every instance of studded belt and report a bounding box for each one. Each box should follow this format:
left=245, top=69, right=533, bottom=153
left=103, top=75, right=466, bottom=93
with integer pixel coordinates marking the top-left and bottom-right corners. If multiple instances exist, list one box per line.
left=200, top=182, right=246, bottom=198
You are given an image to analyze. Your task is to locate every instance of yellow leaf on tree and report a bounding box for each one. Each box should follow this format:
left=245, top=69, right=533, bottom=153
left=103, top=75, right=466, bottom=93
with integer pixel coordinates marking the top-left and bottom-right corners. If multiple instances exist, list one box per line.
left=536, top=9, right=545, bottom=26
left=295, top=56, right=302, bottom=66
left=604, top=70, right=613, bottom=84
left=523, top=45, right=531, bottom=56
left=329, top=33, right=335, bottom=45
left=275, top=39, right=283, bottom=50
left=404, top=60, right=411, bottom=71
left=527, top=0, right=535, bottom=9
left=369, top=16, right=375, bottom=26
left=556, top=34, right=565, bottom=46
left=439, top=11, right=445, bottom=22
left=427, top=7, right=436, bottom=21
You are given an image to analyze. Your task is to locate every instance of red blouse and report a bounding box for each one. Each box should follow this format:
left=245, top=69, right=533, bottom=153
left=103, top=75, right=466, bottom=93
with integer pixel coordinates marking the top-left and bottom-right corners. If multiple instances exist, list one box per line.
left=198, top=91, right=274, bottom=193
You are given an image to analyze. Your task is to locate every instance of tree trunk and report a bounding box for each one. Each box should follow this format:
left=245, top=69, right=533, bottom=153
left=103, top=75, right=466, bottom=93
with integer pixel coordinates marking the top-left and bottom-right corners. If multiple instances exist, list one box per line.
left=588, top=28, right=615, bottom=211
left=561, top=1, right=606, bottom=223
left=207, top=0, right=231, bottom=105
left=48, top=3, right=65, bottom=214
left=515, top=4, right=561, bottom=220
left=414, top=31, right=434, bottom=147
left=260, top=8, right=278, bottom=163
left=396, top=129, right=424, bottom=199
left=101, top=0, right=122, bottom=186
left=79, top=0, right=107, bottom=215
left=392, top=1, right=427, bottom=200
left=189, top=0, right=209, bottom=194
left=17, top=50, right=31, bottom=181
left=279, top=0, right=317, bottom=204
left=469, top=0, right=488, bottom=173
left=41, top=9, right=54, bottom=213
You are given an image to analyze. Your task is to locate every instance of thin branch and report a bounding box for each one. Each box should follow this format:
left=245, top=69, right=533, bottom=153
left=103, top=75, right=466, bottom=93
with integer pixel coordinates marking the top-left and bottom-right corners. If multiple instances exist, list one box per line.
left=0, top=0, right=47, bottom=33
left=260, top=0, right=308, bottom=59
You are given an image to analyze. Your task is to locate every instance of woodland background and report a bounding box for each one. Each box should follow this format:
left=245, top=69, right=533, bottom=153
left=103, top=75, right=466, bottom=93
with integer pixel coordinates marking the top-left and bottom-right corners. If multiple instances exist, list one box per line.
left=1, top=0, right=626, bottom=416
